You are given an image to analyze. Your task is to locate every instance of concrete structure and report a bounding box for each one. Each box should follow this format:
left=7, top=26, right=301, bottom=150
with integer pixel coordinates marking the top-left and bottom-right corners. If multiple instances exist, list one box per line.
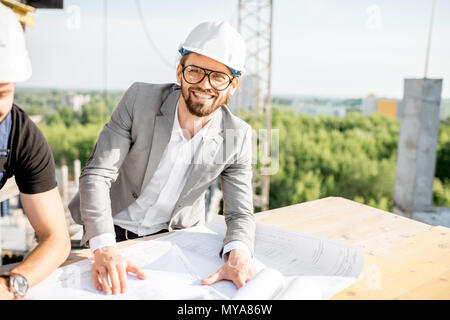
left=393, top=78, right=450, bottom=227
left=55, top=165, right=69, bottom=207
left=396, top=100, right=403, bottom=120
left=74, top=159, right=81, bottom=188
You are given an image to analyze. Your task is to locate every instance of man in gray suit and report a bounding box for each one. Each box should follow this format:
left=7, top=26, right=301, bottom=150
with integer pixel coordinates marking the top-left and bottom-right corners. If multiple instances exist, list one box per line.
left=69, top=21, right=256, bottom=295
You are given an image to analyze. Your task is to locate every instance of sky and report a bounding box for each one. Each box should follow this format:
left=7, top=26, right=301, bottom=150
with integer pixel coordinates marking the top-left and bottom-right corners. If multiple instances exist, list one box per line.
left=17, top=0, right=450, bottom=99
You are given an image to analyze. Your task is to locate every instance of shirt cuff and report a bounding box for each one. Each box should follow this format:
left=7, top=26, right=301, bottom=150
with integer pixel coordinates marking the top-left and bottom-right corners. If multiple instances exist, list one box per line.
left=222, top=240, right=252, bottom=262
left=89, top=233, right=117, bottom=253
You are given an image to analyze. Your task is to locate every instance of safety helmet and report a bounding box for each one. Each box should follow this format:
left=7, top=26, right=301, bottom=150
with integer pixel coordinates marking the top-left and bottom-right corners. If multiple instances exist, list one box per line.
left=0, top=3, right=32, bottom=83
left=178, top=21, right=246, bottom=77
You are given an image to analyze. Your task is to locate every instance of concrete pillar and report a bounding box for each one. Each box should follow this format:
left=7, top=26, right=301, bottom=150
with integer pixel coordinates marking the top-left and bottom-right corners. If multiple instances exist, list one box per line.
left=393, top=78, right=442, bottom=216
left=74, top=159, right=81, bottom=188
left=56, top=165, right=69, bottom=206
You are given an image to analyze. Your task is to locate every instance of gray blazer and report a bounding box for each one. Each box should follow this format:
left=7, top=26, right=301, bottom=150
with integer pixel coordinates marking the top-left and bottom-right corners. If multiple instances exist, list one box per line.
left=68, top=82, right=255, bottom=255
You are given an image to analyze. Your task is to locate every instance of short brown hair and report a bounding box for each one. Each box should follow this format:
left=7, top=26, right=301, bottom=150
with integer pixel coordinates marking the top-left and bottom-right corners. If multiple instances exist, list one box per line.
left=179, top=53, right=191, bottom=67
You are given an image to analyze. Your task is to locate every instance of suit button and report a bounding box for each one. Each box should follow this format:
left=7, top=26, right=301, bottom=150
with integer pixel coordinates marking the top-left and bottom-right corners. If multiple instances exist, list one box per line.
left=132, top=192, right=138, bottom=199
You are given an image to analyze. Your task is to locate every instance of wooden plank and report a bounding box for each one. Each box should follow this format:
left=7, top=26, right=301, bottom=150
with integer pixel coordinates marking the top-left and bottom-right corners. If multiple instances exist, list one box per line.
left=256, top=197, right=432, bottom=256
left=256, top=197, right=450, bottom=299
left=332, top=227, right=450, bottom=299
left=394, top=269, right=450, bottom=300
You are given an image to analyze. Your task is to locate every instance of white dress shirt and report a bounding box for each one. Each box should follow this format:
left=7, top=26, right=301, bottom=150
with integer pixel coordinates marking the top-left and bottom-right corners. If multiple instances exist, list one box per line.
left=90, top=101, right=251, bottom=260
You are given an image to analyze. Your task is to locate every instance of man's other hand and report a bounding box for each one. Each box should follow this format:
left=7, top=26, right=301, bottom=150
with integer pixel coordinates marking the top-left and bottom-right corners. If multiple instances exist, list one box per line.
left=201, top=249, right=256, bottom=289
left=91, top=246, right=146, bottom=295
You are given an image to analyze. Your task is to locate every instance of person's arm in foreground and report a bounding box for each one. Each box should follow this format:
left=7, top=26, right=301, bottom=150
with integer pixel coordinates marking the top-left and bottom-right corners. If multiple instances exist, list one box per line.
left=0, top=187, right=71, bottom=299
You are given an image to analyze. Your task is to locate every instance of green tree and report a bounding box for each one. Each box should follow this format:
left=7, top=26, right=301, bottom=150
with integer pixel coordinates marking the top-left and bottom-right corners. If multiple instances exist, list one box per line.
left=242, top=108, right=449, bottom=212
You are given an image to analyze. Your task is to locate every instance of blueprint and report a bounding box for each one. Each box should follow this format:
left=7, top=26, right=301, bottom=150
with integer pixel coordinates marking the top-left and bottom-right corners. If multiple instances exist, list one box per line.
left=26, top=219, right=365, bottom=300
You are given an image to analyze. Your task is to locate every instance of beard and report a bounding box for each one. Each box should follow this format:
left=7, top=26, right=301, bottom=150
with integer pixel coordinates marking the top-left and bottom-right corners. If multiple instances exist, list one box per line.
left=181, top=83, right=232, bottom=117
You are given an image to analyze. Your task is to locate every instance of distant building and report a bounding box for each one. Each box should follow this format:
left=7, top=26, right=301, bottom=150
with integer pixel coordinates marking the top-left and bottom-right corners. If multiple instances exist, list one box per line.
left=377, top=99, right=398, bottom=119
left=362, top=94, right=377, bottom=115
left=362, top=94, right=400, bottom=119
left=63, top=93, right=91, bottom=112
left=297, top=104, right=347, bottom=118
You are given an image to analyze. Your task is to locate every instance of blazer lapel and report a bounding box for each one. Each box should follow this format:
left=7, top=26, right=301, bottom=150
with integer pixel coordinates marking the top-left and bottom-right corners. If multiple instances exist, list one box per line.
left=140, top=89, right=180, bottom=193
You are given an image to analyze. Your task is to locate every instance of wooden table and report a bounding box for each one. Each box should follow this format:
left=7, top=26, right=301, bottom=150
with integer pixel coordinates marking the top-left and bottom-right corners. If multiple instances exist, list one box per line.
left=2, top=197, right=449, bottom=299
left=255, top=197, right=450, bottom=299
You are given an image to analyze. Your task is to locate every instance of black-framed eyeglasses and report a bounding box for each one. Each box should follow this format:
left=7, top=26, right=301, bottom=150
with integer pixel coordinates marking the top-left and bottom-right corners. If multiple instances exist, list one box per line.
left=181, top=65, right=235, bottom=91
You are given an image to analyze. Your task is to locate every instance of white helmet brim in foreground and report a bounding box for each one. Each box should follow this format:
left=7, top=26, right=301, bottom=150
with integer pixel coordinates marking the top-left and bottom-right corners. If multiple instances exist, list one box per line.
left=0, top=3, right=32, bottom=83
left=178, top=20, right=246, bottom=77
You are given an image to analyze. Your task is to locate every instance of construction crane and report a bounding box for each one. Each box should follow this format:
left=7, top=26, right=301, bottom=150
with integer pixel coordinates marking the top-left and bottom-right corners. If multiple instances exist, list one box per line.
left=236, top=0, right=273, bottom=211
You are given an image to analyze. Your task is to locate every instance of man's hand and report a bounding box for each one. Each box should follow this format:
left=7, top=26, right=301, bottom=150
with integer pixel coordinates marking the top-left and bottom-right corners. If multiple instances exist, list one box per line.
left=201, top=249, right=256, bottom=289
left=0, top=277, right=14, bottom=300
left=91, top=246, right=146, bottom=295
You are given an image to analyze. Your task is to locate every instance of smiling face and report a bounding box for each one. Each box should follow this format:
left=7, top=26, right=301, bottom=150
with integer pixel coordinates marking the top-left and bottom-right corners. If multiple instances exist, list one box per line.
left=176, top=53, right=239, bottom=117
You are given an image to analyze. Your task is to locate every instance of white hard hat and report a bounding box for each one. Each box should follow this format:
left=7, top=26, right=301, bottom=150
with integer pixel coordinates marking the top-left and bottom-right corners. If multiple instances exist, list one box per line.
left=178, top=21, right=246, bottom=77
left=0, top=3, right=32, bottom=83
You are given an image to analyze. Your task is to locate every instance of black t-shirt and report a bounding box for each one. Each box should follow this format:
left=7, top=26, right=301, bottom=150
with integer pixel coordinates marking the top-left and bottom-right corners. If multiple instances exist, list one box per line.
left=0, top=104, right=57, bottom=194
